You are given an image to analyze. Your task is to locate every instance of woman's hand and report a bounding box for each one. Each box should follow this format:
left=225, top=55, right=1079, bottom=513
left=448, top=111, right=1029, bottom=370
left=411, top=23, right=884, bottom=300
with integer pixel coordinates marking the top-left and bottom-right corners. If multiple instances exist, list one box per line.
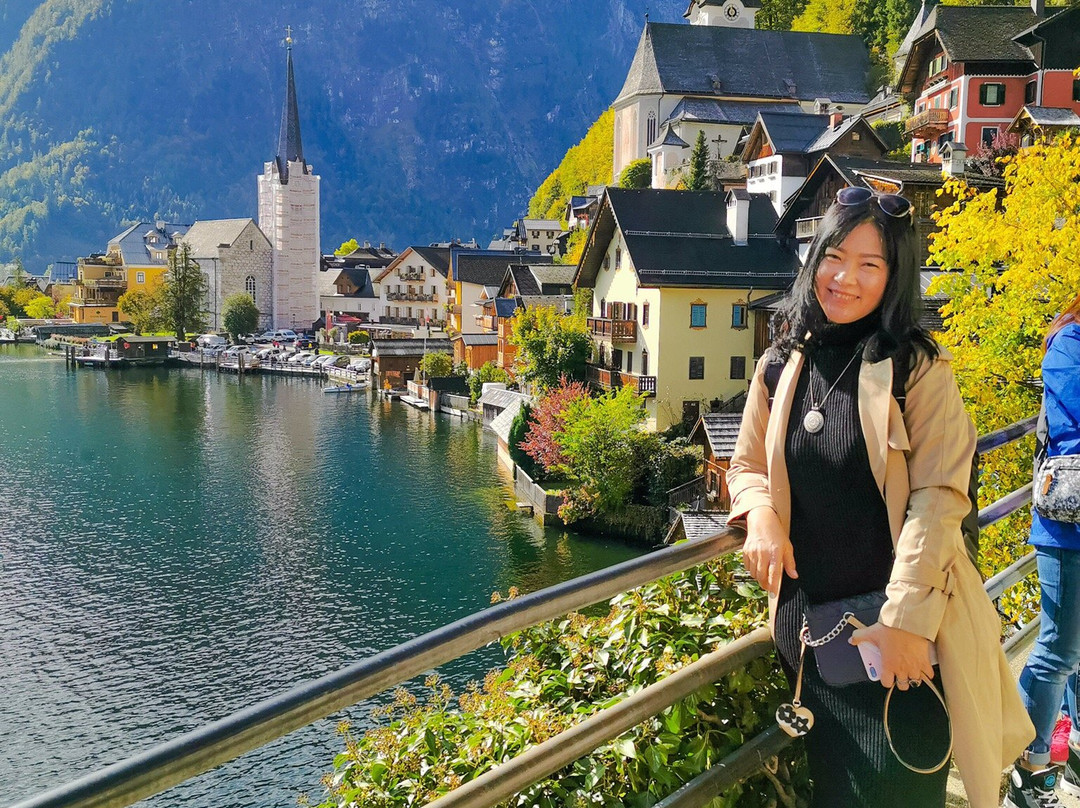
left=850, top=622, right=934, bottom=690
left=742, top=506, right=797, bottom=595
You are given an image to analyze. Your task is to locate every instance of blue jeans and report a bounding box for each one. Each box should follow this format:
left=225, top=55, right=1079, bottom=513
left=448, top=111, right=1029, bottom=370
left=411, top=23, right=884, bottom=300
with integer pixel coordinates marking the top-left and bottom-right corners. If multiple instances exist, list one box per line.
left=1019, top=547, right=1080, bottom=764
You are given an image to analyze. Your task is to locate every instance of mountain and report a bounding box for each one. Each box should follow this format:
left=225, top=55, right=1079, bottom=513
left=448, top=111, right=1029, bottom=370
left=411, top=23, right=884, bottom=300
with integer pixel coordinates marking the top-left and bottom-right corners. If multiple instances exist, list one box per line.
left=0, top=0, right=685, bottom=270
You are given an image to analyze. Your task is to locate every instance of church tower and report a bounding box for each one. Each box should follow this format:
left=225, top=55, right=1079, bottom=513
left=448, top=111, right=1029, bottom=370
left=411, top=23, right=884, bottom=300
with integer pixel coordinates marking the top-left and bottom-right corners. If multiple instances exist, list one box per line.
left=258, top=29, right=321, bottom=330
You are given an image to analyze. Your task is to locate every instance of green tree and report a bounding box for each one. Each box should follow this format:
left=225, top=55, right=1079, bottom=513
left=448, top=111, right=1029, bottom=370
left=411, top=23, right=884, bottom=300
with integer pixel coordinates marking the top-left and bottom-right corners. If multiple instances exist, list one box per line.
left=419, top=351, right=453, bottom=379
left=467, top=361, right=512, bottom=404
left=528, top=108, right=614, bottom=223
left=335, top=238, right=359, bottom=256
left=507, top=403, right=539, bottom=479
left=23, top=294, right=56, bottom=319
left=12, top=286, right=39, bottom=315
left=118, top=288, right=164, bottom=335
left=928, top=133, right=1080, bottom=613
left=618, top=158, right=652, bottom=189
left=755, top=0, right=812, bottom=30
left=160, top=243, right=208, bottom=341
left=348, top=329, right=370, bottom=345
left=509, top=305, right=592, bottom=391
left=685, top=131, right=710, bottom=191
left=222, top=292, right=260, bottom=340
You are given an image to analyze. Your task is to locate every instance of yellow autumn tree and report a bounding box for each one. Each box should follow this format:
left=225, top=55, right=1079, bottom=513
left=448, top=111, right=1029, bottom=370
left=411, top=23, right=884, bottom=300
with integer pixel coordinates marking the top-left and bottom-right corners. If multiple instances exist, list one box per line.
left=928, top=133, right=1080, bottom=615
left=528, top=108, right=614, bottom=223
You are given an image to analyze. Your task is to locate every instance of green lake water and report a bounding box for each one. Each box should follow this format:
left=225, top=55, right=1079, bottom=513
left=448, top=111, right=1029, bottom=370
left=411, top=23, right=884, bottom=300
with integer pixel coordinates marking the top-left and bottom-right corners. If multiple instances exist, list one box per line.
left=0, top=345, right=642, bottom=807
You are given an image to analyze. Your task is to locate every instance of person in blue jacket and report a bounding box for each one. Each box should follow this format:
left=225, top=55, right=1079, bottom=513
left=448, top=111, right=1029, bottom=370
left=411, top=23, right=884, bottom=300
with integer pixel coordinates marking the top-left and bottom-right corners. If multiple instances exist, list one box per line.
left=1008, top=293, right=1080, bottom=808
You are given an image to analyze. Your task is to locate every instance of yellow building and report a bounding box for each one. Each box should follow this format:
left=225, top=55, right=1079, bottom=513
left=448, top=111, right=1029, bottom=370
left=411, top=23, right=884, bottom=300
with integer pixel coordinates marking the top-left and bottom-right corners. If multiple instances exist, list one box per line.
left=574, top=188, right=798, bottom=431
left=70, top=221, right=190, bottom=324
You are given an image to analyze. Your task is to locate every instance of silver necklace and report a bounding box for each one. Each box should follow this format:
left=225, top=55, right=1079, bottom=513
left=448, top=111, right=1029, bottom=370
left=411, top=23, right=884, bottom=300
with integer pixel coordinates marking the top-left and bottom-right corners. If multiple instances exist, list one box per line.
left=803, top=346, right=862, bottom=434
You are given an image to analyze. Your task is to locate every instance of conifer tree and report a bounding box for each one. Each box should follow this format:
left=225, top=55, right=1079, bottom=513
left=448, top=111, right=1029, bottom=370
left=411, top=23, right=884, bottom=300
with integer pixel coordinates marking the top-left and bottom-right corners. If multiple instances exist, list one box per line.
left=685, top=131, right=710, bottom=191
left=161, top=242, right=208, bottom=342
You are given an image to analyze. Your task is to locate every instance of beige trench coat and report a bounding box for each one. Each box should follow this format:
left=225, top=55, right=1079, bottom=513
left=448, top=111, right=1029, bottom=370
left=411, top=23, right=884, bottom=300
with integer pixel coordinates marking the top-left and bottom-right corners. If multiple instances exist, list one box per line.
left=727, top=346, right=1033, bottom=808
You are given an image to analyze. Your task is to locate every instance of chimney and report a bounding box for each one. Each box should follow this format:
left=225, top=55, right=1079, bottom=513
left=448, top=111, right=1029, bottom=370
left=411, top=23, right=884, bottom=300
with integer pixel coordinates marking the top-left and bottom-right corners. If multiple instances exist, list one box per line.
left=941, top=142, right=967, bottom=178
left=363, top=240, right=371, bottom=248
left=1032, top=0, right=1044, bottom=16
left=726, top=190, right=749, bottom=246
left=829, top=112, right=844, bottom=129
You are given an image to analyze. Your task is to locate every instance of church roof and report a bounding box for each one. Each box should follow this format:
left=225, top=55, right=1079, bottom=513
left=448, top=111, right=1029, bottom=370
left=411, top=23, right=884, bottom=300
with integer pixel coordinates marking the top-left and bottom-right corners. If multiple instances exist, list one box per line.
left=275, top=44, right=308, bottom=183
left=668, top=97, right=803, bottom=127
left=183, top=219, right=263, bottom=259
left=614, top=22, right=871, bottom=106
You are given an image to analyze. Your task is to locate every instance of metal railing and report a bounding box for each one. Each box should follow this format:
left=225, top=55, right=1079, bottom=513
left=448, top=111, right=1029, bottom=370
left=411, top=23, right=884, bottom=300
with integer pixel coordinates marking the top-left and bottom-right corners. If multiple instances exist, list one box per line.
left=8, top=417, right=1041, bottom=808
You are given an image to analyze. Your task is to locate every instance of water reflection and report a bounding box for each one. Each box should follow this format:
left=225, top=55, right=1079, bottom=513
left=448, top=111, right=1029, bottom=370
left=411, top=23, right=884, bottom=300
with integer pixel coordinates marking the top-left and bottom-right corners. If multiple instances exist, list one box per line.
left=0, top=346, right=642, bottom=807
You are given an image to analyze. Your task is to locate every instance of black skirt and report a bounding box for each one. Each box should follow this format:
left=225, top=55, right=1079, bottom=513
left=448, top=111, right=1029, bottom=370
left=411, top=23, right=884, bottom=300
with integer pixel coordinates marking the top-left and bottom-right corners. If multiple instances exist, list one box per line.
left=775, top=578, right=951, bottom=808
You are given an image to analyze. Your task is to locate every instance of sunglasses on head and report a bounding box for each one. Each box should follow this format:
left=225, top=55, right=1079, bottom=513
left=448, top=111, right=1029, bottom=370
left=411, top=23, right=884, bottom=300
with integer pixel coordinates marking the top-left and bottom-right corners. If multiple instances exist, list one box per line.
left=835, top=186, right=913, bottom=218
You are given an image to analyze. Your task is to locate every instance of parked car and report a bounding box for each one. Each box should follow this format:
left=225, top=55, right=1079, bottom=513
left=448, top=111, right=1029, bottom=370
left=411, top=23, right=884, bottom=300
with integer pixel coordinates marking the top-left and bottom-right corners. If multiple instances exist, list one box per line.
left=236, top=333, right=257, bottom=345
left=258, top=329, right=299, bottom=345
left=255, top=347, right=281, bottom=360
left=300, top=353, right=322, bottom=367
left=347, top=358, right=372, bottom=373
left=287, top=351, right=314, bottom=365
left=294, top=336, right=317, bottom=350
left=222, top=346, right=257, bottom=363
left=195, top=333, right=227, bottom=350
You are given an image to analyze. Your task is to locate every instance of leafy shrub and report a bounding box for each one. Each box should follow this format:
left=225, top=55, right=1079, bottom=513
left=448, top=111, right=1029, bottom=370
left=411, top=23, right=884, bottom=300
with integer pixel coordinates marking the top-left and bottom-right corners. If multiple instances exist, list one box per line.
left=619, top=158, right=652, bottom=189
left=468, top=361, right=512, bottom=405
left=420, top=352, right=454, bottom=378
left=349, top=330, right=371, bottom=345
left=316, top=557, right=801, bottom=808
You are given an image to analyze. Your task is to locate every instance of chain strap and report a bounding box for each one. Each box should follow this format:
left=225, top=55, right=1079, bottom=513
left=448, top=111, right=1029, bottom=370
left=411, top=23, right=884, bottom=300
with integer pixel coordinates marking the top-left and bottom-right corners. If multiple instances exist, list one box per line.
left=799, top=611, right=856, bottom=647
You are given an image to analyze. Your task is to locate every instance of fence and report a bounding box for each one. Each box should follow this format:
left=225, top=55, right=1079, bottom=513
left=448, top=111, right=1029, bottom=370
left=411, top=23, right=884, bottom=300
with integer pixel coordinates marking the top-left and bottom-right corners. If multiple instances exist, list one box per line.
left=8, top=416, right=1040, bottom=808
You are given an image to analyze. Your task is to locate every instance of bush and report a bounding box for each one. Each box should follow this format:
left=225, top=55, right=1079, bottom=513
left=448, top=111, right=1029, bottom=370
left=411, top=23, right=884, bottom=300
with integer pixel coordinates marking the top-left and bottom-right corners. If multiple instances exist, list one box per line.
left=618, top=158, right=652, bottom=189
left=317, top=556, right=800, bottom=808
left=468, top=361, right=512, bottom=405
left=348, top=330, right=370, bottom=345
left=420, top=352, right=453, bottom=378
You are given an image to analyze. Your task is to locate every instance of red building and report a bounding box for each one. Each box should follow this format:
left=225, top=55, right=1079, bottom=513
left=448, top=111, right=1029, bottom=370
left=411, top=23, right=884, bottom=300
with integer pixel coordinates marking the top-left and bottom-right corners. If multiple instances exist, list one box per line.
left=897, top=3, right=1080, bottom=163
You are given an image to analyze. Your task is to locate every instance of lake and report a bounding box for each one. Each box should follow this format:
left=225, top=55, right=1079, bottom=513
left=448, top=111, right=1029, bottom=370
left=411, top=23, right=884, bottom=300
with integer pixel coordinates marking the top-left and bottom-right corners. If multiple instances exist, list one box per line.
left=0, top=345, right=642, bottom=807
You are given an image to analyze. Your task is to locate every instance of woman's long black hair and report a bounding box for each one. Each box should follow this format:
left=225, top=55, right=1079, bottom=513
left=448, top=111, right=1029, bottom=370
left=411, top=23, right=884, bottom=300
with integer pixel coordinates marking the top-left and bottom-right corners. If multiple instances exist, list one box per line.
left=771, top=194, right=938, bottom=367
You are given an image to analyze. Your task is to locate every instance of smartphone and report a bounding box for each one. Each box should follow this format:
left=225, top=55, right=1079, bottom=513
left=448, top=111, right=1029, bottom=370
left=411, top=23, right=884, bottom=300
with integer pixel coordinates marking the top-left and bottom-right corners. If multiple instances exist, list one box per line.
left=857, top=642, right=939, bottom=682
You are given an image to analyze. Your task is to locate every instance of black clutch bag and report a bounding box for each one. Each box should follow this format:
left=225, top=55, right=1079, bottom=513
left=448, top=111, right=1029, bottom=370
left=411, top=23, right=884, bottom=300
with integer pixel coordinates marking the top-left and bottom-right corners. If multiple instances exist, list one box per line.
left=802, top=590, right=887, bottom=687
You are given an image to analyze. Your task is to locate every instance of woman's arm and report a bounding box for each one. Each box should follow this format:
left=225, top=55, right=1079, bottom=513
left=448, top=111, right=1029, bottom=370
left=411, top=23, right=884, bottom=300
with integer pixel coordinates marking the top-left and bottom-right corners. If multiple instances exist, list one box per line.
left=728, top=355, right=797, bottom=594
left=879, top=352, right=975, bottom=641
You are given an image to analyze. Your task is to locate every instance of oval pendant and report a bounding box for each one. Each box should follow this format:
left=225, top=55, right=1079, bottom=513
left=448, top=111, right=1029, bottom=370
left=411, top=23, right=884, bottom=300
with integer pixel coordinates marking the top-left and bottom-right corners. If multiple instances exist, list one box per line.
left=803, top=409, right=825, bottom=434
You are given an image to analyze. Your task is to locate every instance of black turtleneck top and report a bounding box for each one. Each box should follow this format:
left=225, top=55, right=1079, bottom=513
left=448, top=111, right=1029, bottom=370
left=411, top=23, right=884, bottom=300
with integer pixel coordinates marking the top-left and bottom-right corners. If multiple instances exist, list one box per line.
left=782, top=313, right=894, bottom=605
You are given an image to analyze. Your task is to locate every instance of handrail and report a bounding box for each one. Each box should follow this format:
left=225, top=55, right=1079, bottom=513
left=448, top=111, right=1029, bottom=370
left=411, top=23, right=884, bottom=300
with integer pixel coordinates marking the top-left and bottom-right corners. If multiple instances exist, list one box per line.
left=424, top=628, right=774, bottom=808
left=7, top=530, right=746, bottom=808
left=7, top=415, right=1045, bottom=808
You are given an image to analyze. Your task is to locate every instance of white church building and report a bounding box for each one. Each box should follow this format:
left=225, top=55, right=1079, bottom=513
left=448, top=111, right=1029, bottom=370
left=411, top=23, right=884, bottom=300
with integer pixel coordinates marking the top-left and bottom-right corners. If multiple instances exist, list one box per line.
left=613, top=0, right=874, bottom=188
left=257, top=34, right=321, bottom=331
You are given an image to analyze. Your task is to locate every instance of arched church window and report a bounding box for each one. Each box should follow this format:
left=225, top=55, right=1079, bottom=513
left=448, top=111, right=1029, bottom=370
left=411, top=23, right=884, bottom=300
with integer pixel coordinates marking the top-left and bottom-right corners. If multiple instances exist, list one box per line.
left=246, top=275, right=256, bottom=304
left=647, top=112, right=657, bottom=147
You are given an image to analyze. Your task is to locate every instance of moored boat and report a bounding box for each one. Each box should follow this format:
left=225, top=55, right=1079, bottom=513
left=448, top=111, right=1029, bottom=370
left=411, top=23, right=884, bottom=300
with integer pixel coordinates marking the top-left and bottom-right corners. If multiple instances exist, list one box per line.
left=0, top=328, right=16, bottom=344
left=323, top=382, right=366, bottom=394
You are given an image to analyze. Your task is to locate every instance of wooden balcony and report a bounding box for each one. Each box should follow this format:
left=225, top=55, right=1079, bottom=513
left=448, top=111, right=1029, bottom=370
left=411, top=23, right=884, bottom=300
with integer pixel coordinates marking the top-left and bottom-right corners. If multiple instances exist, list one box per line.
left=795, top=216, right=823, bottom=240
left=587, top=317, right=636, bottom=343
left=905, top=108, right=950, bottom=136
left=474, top=314, right=498, bottom=332
left=586, top=364, right=656, bottom=397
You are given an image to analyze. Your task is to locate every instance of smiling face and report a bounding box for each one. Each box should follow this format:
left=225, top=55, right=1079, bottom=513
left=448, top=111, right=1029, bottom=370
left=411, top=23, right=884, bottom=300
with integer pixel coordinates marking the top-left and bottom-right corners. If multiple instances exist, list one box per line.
left=814, top=221, right=889, bottom=324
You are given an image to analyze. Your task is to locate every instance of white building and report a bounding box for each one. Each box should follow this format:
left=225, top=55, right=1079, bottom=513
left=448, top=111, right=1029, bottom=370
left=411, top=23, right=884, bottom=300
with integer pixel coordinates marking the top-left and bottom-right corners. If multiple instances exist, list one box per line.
left=612, top=7, right=873, bottom=184
left=183, top=218, right=273, bottom=332
left=257, top=38, right=321, bottom=331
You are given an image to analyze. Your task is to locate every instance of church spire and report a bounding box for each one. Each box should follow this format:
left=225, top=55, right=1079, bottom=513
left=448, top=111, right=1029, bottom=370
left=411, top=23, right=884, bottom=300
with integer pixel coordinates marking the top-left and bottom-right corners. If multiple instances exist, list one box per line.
left=275, top=27, right=305, bottom=184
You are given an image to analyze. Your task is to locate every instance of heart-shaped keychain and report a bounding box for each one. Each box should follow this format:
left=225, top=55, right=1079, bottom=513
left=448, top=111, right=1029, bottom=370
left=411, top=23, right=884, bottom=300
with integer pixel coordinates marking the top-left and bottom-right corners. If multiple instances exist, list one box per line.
left=776, top=701, right=815, bottom=737
left=776, top=643, right=814, bottom=737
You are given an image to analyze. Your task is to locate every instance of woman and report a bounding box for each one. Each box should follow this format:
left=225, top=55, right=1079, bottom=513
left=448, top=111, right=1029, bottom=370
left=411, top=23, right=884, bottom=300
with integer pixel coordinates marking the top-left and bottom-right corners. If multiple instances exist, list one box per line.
left=727, top=188, right=1032, bottom=807
left=1008, top=295, right=1080, bottom=808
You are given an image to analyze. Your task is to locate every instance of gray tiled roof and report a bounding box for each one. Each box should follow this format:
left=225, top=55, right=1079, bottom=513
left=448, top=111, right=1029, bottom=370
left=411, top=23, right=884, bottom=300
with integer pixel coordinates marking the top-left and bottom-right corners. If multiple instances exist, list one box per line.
left=690, top=412, right=743, bottom=457
left=411, top=246, right=452, bottom=277
left=110, top=221, right=192, bottom=266
left=455, top=333, right=499, bottom=346
left=455, top=251, right=552, bottom=287
left=665, top=511, right=730, bottom=545
left=652, top=121, right=690, bottom=149
left=670, top=97, right=804, bottom=126
left=615, top=23, right=871, bottom=106
left=577, top=188, right=797, bottom=290
left=926, top=5, right=1038, bottom=63
left=755, top=112, right=832, bottom=153
left=332, top=267, right=376, bottom=298
left=479, top=387, right=531, bottom=410
left=1021, top=106, right=1080, bottom=126
left=489, top=399, right=524, bottom=444
left=183, top=219, right=261, bottom=259
left=804, top=115, right=881, bottom=153
left=371, top=338, right=453, bottom=357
